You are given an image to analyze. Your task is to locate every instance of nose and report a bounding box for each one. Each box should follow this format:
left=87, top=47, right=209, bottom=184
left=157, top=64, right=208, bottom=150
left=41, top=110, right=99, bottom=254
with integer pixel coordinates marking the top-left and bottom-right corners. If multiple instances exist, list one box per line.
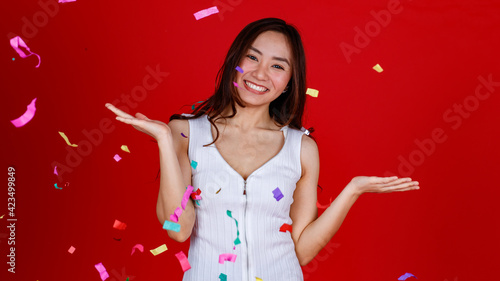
left=252, top=62, right=268, bottom=81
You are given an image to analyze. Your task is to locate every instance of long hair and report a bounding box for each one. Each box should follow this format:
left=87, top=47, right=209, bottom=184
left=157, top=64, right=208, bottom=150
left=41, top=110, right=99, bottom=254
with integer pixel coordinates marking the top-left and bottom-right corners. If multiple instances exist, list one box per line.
left=169, top=17, right=315, bottom=146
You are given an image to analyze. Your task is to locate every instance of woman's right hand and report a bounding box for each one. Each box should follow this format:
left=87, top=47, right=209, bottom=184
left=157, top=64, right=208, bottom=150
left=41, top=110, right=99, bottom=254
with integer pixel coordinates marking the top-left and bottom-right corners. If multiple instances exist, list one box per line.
left=105, top=103, right=171, bottom=142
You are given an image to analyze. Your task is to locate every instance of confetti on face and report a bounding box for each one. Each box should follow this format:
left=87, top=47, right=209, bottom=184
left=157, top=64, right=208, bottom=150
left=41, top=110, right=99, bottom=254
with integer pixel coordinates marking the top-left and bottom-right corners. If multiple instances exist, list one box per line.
left=175, top=251, right=191, bottom=272
left=226, top=210, right=241, bottom=246
left=163, top=220, right=181, bottom=232
left=373, top=63, right=384, bottom=73
left=113, top=219, right=127, bottom=230
left=9, top=36, right=41, bottom=68
left=131, top=244, right=144, bottom=255
left=11, top=98, right=37, bottom=127
left=121, top=145, right=130, bottom=153
left=114, top=154, right=122, bottom=162
left=68, top=246, right=76, bottom=254
left=272, top=187, right=284, bottom=201
left=219, top=273, right=227, bottom=281
left=58, top=131, right=78, bottom=147
left=181, top=132, right=188, bottom=138
left=193, top=6, right=219, bottom=20
left=150, top=244, right=168, bottom=256
left=306, top=88, right=319, bottom=98
left=235, top=66, right=244, bottom=73
left=218, top=253, right=237, bottom=264
left=398, top=273, right=417, bottom=280
left=233, top=81, right=239, bottom=88
left=191, top=160, right=198, bottom=169
left=94, top=262, right=110, bottom=281
left=279, top=223, right=292, bottom=233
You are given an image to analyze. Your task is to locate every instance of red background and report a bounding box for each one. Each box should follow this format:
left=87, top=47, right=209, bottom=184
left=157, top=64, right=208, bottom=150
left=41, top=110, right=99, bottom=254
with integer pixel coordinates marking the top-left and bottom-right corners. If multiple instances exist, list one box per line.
left=1, top=0, right=499, bottom=280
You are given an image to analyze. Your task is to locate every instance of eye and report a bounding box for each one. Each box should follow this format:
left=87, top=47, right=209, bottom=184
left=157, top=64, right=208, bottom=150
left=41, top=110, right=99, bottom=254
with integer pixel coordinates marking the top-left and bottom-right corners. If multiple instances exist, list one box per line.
left=272, top=65, right=285, bottom=70
left=247, top=54, right=257, bottom=61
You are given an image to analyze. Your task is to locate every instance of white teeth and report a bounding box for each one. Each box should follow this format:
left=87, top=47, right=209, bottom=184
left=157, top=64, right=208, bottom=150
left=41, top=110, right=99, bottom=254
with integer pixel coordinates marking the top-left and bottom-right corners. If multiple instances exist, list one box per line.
left=245, top=81, right=267, bottom=92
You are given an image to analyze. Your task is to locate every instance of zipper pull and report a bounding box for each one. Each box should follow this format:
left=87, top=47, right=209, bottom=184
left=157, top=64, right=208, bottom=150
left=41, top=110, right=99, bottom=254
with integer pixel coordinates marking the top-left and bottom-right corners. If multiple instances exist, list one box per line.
left=243, top=180, right=247, bottom=195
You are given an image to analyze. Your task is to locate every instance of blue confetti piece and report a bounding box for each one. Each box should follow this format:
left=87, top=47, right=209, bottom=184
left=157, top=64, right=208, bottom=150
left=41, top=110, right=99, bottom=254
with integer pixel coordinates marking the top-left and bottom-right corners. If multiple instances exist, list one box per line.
left=235, top=66, right=243, bottom=73
left=163, top=220, right=181, bottom=232
left=398, top=273, right=417, bottom=280
left=191, top=160, right=198, bottom=169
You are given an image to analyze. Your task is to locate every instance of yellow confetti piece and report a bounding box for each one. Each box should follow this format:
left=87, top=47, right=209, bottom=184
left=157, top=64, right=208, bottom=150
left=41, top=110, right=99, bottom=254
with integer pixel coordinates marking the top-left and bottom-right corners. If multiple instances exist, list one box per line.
left=121, top=145, right=130, bottom=153
left=256, top=278, right=263, bottom=281
left=373, top=63, right=383, bottom=73
left=0, top=214, right=4, bottom=219
left=306, top=88, right=319, bottom=97
left=150, top=244, right=168, bottom=256
left=58, top=131, right=78, bottom=147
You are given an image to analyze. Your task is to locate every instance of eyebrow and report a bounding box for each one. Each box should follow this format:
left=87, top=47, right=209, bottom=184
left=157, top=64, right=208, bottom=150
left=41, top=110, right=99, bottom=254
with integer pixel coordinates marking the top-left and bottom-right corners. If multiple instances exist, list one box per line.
left=249, top=46, right=290, bottom=66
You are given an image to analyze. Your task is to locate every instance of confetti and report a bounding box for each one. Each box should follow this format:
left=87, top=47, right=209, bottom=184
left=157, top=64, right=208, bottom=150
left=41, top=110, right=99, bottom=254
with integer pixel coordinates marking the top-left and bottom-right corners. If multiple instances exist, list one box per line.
left=219, top=273, right=227, bottom=281
left=59, top=0, right=77, bottom=3
left=233, top=81, right=239, bottom=88
left=58, top=131, right=78, bottom=147
left=272, top=187, right=284, bottom=201
left=256, top=278, right=263, bottom=281
left=114, top=154, right=122, bottom=162
left=54, top=183, right=62, bottom=190
left=216, top=188, right=222, bottom=194
left=191, top=101, right=203, bottom=110
left=54, top=166, right=58, bottom=175
left=398, top=273, right=417, bottom=280
left=175, top=251, right=191, bottom=272
left=131, top=244, right=144, bottom=255
left=11, top=98, right=37, bottom=127
left=279, top=223, right=292, bottom=233
left=182, top=185, right=194, bottom=209
left=94, top=262, right=110, bottom=281
left=113, top=219, right=127, bottom=230
left=218, top=253, right=237, bottom=264
left=190, top=188, right=202, bottom=201
left=190, top=160, right=198, bottom=169
left=0, top=214, right=5, bottom=219
left=181, top=133, right=188, bottom=138
left=235, top=66, right=244, bottom=73
left=9, top=36, right=41, bottom=68
left=193, top=6, right=219, bottom=20
left=373, top=63, right=384, bottom=73
left=163, top=220, right=181, bottom=232
left=169, top=207, right=183, bottom=223
left=226, top=210, right=241, bottom=246
left=306, top=88, right=319, bottom=98
left=121, top=145, right=130, bottom=153
left=68, top=246, right=76, bottom=254
left=150, top=244, right=168, bottom=256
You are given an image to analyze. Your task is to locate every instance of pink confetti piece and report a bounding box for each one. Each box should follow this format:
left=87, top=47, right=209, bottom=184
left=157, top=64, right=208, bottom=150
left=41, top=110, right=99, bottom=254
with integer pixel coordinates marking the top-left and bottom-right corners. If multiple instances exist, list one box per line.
left=95, top=262, right=110, bottom=281
left=193, top=6, right=219, bottom=20
left=114, top=154, right=122, bottom=162
left=181, top=185, right=194, bottom=210
left=54, top=165, right=58, bottom=175
left=113, top=219, right=127, bottom=230
left=235, top=66, right=243, bottom=73
left=233, top=81, right=239, bottom=88
left=9, top=36, right=41, bottom=68
left=190, top=188, right=202, bottom=201
left=68, top=246, right=76, bottom=254
left=131, top=244, right=144, bottom=255
left=11, top=98, right=37, bottom=127
left=170, top=207, right=183, bottom=223
left=59, top=0, right=77, bottom=2
left=398, top=273, right=417, bottom=280
left=218, top=253, right=237, bottom=264
left=175, top=251, right=191, bottom=272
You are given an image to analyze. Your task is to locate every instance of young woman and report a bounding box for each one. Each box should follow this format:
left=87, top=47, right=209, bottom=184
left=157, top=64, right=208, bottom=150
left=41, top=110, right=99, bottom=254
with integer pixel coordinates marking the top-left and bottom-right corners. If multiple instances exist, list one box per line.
left=105, top=18, right=419, bottom=281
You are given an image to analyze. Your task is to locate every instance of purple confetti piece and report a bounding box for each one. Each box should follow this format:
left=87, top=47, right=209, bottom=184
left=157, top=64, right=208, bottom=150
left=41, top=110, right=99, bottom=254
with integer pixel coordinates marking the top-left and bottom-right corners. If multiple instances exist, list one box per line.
left=398, top=273, right=417, bottom=280
left=181, top=132, right=188, bottom=138
left=235, top=66, right=243, bottom=73
left=272, top=187, right=284, bottom=201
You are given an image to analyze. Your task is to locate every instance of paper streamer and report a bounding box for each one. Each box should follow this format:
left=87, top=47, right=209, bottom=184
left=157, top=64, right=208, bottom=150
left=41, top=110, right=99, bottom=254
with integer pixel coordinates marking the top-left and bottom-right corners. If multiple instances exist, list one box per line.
left=398, top=273, right=417, bottom=280
left=175, top=251, right=191, bottom=272
left=121, top=145, right=130, bottom=153
left=163, top=220, right=181, bottom=232
left=58, top=131, right=78, bottom=147
left=181, top=185, right=194, bottom=209
left=94, top=262, right=110, bottom=281
left=113, top=219, right=127, bottom=230
left=193, top=6, right=219, bottom=20
left=114, top=154, right=122, bottom=162
left=226, top=210, right=241, bottom=246
left=150, top=244, right=168, bottom=256
left=9, top=36, right=41, bottom=68
left=218, top=253, right=237, bottom=264
left=219, top=273, right=227, bottom=281
left=169, top=207, right=183, bottom=223
left=306, top=88, right=319, bottom=97
left=373, top=63, right=384, bottom=73
left=190, top=160, right=198, bottom=169
left=235, top=66, right=244, bottom=73
left=11, top=98, right=37, bottom=127
left=272, top=187, right=284, bottom=201
left=279, top=223, right=292, bottom=233
left=68, top=246, right=76, bottom=254
left=131, top=244, right=144, bottom=255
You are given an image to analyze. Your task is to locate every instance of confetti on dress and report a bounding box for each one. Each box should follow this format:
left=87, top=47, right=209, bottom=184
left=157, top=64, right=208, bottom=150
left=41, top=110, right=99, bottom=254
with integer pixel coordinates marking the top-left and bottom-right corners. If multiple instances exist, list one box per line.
left=68, top=246, right=76, bottom=254
left=226, top=210, right=241, bottom=246
left=398, top=273, right=417, bottom=280
left=190, top=160, right=198, bottom=169
left=150, top=244, right=168, bottom=256
left=121, top=145, right=130, bottom=153
left=131, top=244, right=144, bottom=255
left=272, top=187, right=284, bottom=201
left=373, top=63, right=384, bottom=73
left=256, top=278, right=263, bottom=281
left=163, top=220, right=181, bottom=232
left=175, top=251, right=191, bottom=272
left=193, top=6, right=219, bottom=20
left=58, top=131, right=78, bottom=147
left=218, top=253, right=237, bottom=264
left=235, top=66, right=244, bottom=73
left=306, top=88, right=319, bottom=97
left=113, top=154, right=122, bottom=162
left=94, top=262, right=110, bottom=281
left=182, top=185, right=195, bottom=209
left=113, top=219, right=127, bottom=230
left=219, top=273, right=227, bottom=281
left=279, top=223, right=292, bottom=233
left=190, top=188, right=202, bottom=201
left=11, top=98, right=37, bottom=127
left=9, top=36, right=41, bottom=68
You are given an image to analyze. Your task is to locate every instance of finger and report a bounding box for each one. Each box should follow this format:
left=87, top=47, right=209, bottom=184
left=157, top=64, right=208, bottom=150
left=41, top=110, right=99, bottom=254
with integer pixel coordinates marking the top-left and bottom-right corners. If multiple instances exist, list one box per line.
left=376, top=177, right=412, bottom=187
left=135, top=112, right=150, bottom=120
left=105, top=103, right=134, bottom=118
left=379, top=181, right=420, bottom=192
left=115, top=116, right=144, bottom=126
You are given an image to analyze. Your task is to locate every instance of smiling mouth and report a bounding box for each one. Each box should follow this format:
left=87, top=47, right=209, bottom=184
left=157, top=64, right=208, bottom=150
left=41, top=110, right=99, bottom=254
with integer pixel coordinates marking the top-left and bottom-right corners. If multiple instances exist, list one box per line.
left=244, top=80, right=269, bottom=93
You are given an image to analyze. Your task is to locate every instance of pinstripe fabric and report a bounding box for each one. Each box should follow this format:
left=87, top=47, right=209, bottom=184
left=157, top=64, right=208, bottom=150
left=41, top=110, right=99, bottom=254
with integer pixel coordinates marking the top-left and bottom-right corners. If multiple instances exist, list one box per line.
left=182, top=114, right=304, bottom=281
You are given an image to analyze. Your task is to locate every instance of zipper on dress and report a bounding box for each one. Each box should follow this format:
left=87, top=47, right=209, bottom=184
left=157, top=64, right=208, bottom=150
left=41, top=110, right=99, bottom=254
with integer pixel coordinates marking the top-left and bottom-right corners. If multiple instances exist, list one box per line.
left=243, top=179, right=247, bottom=195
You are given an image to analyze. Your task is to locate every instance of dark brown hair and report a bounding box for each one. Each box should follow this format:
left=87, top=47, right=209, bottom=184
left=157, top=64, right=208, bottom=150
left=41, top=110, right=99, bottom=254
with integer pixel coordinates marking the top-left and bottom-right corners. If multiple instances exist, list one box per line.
left=169, top=17, right=315, bottom=146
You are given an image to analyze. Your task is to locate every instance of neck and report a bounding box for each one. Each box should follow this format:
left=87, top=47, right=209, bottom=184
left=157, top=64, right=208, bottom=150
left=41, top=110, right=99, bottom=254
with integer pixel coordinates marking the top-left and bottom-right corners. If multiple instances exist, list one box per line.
left=218, top=103, right=276, bottom=131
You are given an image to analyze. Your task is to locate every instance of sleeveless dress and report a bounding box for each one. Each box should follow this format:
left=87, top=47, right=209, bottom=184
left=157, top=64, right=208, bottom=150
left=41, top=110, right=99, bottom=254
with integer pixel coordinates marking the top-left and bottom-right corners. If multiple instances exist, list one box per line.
left=182, top=113, right=306, bottom=281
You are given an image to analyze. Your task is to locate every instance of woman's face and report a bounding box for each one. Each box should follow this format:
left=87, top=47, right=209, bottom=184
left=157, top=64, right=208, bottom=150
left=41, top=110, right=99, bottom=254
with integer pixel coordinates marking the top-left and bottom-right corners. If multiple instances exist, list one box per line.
left=235, top=31, right=293, bottom=107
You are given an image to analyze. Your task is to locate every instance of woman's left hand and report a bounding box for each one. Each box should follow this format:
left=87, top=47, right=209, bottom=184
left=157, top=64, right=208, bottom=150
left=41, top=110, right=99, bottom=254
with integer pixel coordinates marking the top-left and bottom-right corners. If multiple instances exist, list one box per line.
left=347, top=176, right=420, bottom=196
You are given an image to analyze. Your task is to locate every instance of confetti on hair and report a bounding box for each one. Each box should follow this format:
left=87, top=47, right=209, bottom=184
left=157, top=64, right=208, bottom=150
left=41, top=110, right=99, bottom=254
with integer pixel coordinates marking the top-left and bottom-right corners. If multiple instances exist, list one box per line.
left=114, top=154, right=122, bottom=162
left=219, top=273, right=227, bottom=281
left=150, top=244, right=168, bottom=256
left=58, top=131, right=78, bottom=147
left=191, top=101, right=203, bottom=110
left=373, top=63, right=384, bottom=73
left=163, top=220, right=181, bottom=232
left=272, top=187, right=284, bottom=201
left=175, top=251, right=191, bottom=272
left=235, top=66, right=244, bottom=73
left=279, top=223, right=292, bottom=233
left=94, top=262, right=110, bottom=281
left=226, top=210, right=241, bottom=246
left=11, top=98, right=37, bottom=127
left=121, top=145, right=130, bottom=153
left=9, top=36, right=41, bottom=68
left=190, top=160, right=198, bottom=169
left=68, top=246, right=76, bottom=254
left=181, top=132, right=188, bottom=138
left=113, top=219, right=127, bottom=230
left=131, top=244, right=144, bottom=255
left=218, top=253, right=237, bottom=264
left=306, top=88, right=319, bottom=98
left=398, top=273, right=417, bottom=280
left=193, top=6, right=219, bottom=20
